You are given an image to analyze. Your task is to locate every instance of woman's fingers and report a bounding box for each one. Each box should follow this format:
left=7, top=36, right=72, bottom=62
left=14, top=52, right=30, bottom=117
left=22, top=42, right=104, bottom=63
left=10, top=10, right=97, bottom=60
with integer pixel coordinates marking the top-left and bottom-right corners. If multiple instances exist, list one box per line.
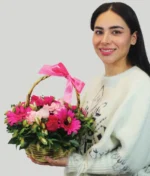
left=27, top=155, right=68, bottom=167
left=45, top=156, right=68, bottom=167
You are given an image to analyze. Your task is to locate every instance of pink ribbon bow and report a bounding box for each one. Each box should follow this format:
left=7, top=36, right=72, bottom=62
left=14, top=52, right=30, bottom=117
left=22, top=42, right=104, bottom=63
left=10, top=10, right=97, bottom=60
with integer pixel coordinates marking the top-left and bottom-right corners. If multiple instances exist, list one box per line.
left=38, top=62, right=85, bottom=104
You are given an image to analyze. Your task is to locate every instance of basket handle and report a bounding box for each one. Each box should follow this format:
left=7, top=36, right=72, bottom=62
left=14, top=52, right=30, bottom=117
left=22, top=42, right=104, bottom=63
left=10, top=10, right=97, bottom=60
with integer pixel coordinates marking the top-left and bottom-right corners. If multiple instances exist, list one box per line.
left=25, top=75, right=81, bottom=108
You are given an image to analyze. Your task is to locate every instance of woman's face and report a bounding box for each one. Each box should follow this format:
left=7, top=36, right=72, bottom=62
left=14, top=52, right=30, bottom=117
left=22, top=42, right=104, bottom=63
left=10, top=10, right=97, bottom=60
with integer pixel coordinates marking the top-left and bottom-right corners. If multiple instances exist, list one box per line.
left=92, top=10, right=137, bottom=67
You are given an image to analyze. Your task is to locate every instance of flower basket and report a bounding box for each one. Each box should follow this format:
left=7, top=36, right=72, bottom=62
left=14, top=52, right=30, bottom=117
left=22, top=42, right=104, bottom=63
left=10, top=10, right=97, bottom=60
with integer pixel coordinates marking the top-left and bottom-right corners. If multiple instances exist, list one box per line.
left=4, top=63, right=94, bottom=163
left=25, top=143, right=75, bottom=162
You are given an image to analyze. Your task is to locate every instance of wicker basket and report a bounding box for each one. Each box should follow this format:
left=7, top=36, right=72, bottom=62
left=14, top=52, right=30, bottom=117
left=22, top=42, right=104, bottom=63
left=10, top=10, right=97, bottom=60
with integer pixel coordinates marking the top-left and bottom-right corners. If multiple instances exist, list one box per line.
left=25, top=143, right=75, bottom=162
left=24, top=75, right=80, bottom=162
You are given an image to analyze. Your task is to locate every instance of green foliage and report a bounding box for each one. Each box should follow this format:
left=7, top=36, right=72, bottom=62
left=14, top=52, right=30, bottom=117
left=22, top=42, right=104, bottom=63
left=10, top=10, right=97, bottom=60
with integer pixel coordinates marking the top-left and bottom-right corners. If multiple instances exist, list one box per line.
left=5, top=106, right=94, bottom=155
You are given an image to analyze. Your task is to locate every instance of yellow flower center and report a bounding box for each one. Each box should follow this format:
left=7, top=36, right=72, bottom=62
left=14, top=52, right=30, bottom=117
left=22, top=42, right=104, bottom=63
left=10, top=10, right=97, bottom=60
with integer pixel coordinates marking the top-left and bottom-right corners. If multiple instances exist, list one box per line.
left=67, top=117, right=72, bottom=124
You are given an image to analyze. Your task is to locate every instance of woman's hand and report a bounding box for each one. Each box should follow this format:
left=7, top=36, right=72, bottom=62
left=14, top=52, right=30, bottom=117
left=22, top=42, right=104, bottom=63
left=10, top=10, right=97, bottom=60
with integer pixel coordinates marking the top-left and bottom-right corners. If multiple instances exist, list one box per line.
left=45, top=156, right=68, bottom=167
left=28, top=156, right=68, bottom=167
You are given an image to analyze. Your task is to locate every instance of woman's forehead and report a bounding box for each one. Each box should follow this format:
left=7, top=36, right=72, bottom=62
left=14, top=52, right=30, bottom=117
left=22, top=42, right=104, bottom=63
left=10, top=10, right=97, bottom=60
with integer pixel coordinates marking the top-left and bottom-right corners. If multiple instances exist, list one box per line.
left=94, top=10, right=128, bottom=29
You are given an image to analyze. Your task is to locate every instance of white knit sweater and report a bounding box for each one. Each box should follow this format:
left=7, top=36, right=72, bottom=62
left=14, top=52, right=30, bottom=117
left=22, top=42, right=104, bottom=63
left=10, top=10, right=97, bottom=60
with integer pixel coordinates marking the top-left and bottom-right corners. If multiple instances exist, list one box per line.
left=64, top=66, right=150, bottom=176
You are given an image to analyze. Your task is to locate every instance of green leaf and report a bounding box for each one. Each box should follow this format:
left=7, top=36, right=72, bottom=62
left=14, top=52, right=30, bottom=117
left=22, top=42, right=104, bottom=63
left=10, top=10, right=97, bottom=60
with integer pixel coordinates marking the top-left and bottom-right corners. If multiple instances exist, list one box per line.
left=70, top=140, right=79, bottom=147
left=71, top=133, right=76, bottom=137
left=19, top=128, right=25, bottom=134
left=63, top=142, right=71, bottom=147
left=51, top=138, right=59, bottom=142
left=48, top=139, right=53, bottom=145
left=31, top=123, right=38, bottom=132
left=12, top=130, right=19, bottom=137
left=11, top=104, right=15, bottom=108
left=53, top=143, right=61, bottom=150
left=19, top=142, right=28, bottom=150
left=50, top=133, right=62, bottom=140
left=8, top=137, right=18, bottom=144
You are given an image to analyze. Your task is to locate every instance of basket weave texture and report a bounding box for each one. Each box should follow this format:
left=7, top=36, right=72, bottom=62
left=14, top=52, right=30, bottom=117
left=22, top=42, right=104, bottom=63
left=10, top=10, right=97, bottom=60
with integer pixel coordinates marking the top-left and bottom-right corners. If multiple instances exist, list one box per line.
left=25, top=143, right=74, bottom=162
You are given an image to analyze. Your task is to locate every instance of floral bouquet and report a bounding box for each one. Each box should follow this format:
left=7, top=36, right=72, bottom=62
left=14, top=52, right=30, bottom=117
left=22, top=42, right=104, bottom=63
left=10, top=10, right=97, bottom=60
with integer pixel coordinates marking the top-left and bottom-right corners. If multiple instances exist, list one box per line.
left=4, top=62, right=94, bottom=163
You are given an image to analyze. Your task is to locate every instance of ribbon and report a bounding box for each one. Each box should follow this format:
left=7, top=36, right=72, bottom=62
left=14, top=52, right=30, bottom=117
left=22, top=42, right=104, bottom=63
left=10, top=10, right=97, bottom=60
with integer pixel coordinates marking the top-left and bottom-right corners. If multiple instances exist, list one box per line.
left=38, top=62, right=85, bottom=104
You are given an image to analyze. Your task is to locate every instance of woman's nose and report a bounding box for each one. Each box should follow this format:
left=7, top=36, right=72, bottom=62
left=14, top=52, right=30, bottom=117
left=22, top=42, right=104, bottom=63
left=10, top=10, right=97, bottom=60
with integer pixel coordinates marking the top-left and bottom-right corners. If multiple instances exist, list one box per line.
left=101, top=33, right=111, bottom=44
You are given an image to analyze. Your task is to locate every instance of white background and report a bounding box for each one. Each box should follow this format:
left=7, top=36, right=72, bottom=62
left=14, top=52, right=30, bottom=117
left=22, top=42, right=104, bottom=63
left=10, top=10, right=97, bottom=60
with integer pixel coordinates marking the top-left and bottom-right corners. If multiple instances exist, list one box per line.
left=0, top=0, right=149, bottom=175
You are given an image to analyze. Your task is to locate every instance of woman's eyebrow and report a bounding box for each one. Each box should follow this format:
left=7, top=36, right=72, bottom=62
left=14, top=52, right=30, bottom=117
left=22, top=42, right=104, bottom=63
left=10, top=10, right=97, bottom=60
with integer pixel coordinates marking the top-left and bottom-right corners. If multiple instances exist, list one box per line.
left=94, top=26, right=124, bottom=30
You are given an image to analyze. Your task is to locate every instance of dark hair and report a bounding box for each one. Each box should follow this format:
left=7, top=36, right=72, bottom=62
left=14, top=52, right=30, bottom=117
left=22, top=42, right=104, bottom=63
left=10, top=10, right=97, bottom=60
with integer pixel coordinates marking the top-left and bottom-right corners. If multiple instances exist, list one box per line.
left=90, top=2, right=150, bottom=76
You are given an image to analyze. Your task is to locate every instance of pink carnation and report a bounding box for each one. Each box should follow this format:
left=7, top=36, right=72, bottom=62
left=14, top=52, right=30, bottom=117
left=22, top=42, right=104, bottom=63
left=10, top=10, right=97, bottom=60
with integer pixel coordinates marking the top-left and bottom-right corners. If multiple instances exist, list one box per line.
left=30, top=95, right=43, bottom=106
left=30, top=95, right=54, bottom=106
left=46, top=115, right=59, bottom=132
left=26, top=105, right=50, bottom=124
left=37, top=105, right=50, bottom=118
left=43, top=96, right=54, bottom=105
left=71, top=105, right=77, bottom=110
left=81, top=108, right=87, bottom=116
left=26, top=111, right=37, bottom=125
left=6, top=104, right=31, bottom=126
left=48, top=101, right=65, bottom=114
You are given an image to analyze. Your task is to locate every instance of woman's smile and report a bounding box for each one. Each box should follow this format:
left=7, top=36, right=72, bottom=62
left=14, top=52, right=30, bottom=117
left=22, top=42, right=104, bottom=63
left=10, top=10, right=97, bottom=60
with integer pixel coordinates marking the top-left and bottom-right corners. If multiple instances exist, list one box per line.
left=99, top=48, right=116, bottom=56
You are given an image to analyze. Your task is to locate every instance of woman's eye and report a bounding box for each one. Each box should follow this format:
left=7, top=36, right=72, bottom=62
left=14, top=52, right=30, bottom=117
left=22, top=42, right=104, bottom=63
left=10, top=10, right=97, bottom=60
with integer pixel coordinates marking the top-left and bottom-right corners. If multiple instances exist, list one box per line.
left=112, top=30, right=122, bottom=35
left=95, top=30, right=103, bottom=35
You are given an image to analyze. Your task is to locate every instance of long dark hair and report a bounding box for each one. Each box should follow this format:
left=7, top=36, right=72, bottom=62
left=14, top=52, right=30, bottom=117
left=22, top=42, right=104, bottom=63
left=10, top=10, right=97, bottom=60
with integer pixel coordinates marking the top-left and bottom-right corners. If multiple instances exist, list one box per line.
left=90, top=2, right=150, bottom=76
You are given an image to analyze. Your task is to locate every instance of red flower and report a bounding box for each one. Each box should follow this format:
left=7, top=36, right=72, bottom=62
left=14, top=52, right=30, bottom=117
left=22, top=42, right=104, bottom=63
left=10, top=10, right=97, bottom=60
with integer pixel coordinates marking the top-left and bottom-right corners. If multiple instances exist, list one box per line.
left=43, top=96, right=54, bottom=105
left=30, top=95, right=43, bottom=106
left=71, top=105, right=77, bottom=110
left=46, top=115, right=59, bottom=132
left=30, top=95, right=54, bottom=106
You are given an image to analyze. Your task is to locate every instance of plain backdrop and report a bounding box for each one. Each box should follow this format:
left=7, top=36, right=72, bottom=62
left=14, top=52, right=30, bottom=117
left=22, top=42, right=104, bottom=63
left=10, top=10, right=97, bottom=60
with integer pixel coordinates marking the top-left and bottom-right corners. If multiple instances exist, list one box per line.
left=0, top=0, right=150, bottom=175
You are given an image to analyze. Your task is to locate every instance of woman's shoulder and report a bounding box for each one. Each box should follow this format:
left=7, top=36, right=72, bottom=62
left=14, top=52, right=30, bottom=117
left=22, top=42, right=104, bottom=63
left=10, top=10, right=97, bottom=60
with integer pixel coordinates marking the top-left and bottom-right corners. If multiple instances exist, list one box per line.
left=127, top=66, right=150, bottom=95
left=84, top=74, right=104, bottom=89
left=130, top=66, right=150, bottom=86
left=80, top=74, right=104, bottom=98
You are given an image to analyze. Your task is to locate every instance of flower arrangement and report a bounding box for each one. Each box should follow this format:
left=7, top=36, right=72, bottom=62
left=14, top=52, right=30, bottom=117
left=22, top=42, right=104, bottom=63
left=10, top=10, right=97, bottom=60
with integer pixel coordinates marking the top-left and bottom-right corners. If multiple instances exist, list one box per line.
left=4, top=63, right=94, bottom=162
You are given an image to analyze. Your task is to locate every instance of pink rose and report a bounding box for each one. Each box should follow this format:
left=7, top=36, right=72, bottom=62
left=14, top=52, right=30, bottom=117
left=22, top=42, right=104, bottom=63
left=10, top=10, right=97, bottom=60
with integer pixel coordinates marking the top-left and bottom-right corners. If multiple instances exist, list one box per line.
left=48, top=101, right=65, bottom=113
left=26, top=111, right=37, bottom=125
left=37, top=106, right=49, bottom=119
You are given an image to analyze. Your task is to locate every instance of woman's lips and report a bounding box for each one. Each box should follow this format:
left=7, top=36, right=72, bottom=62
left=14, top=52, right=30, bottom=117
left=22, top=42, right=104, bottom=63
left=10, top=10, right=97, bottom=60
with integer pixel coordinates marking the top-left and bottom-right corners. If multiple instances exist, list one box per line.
left=99, top=48, right=116, bottom=56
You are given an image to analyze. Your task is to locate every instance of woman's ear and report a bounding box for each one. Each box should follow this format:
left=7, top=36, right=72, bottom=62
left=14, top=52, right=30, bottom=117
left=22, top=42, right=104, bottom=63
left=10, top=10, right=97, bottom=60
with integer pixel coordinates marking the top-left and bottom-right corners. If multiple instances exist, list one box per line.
left=131, top=31, right=137, bottom=45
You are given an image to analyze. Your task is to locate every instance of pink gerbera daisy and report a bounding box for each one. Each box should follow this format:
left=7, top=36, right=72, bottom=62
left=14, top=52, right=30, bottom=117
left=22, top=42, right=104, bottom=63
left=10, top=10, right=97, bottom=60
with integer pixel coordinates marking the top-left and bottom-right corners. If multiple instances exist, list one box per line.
left=57, top=108, right=81, bottom=135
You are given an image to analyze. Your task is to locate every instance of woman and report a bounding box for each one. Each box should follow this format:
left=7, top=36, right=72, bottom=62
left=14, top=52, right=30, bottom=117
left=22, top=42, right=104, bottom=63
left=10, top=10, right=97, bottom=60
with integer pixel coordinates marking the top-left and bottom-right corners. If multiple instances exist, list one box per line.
left=30, top=2, right=150, bottom=176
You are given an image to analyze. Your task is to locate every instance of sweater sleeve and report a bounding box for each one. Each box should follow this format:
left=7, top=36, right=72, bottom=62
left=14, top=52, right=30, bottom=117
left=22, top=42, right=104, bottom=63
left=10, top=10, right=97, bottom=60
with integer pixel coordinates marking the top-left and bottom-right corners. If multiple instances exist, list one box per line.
left=65, top=79, right=150, bottom=175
